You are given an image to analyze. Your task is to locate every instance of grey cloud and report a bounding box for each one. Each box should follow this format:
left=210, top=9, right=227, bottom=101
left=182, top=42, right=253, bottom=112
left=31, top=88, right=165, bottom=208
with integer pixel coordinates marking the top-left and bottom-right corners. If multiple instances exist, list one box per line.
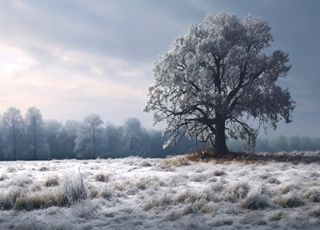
left=0, top=0, right=319, bottom=135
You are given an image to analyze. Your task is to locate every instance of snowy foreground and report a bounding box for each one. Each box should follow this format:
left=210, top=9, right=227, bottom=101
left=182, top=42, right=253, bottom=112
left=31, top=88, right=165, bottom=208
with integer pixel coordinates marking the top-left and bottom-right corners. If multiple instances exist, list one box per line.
left=1, top=154, right=320, bottom=230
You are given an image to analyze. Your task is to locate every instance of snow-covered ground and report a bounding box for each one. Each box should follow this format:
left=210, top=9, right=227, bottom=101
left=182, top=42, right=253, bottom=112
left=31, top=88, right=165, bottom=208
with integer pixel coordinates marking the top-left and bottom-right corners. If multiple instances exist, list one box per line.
left=1, top=154, right=320, bottom=229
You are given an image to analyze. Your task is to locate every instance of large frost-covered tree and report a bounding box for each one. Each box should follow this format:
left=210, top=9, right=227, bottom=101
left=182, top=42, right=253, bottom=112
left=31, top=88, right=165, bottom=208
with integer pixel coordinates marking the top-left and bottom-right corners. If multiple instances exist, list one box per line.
left=145, top=13, right=295, bottom=156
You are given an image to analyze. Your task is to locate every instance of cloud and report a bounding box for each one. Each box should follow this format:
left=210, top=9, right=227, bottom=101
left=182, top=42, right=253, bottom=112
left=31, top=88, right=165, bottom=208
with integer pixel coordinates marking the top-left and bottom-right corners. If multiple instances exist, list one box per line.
left=0, top=0, right=319, bottom=135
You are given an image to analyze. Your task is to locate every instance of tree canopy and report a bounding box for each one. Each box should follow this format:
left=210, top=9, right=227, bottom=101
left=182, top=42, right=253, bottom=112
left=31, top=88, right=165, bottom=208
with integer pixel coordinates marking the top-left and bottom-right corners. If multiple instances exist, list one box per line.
left=145, top=13, right=295, bottom=155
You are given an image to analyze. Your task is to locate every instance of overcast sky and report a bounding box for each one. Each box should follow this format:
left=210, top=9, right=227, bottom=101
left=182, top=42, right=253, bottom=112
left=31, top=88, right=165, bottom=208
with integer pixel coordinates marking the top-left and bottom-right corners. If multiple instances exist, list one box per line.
left=0, top=0, right=319, bottom=137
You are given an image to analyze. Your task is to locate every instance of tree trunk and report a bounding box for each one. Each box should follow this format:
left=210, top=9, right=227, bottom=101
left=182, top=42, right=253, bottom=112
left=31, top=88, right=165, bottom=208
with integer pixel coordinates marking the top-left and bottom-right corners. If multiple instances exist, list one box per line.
left=214, top=114, right=229, bottom=156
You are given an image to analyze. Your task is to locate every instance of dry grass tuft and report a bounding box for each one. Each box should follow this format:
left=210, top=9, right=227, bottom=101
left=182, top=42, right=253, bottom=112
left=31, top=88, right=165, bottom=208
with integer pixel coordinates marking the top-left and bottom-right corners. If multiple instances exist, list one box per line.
left=269, top=211, right=283, bottom=221
left=89, top=189, right=99, bottom=199
left=211, top=218, right=233, bottom=227
left=6, top=167, right=16, bottom=173
left=0, top=187, right=25, bottom=210
left=95, top=174, right=109, bottom=182
left=280, top=184, right=299, bottom=194
left=15, top=192, right=68, bottom=210
left=241, top=194, right=271, bottom=210
left=100, top=187, right=112, bottom=200
left=273, top=195, right=305, bottom=208
left=162, top=157, right=190, bottom=167
left=185, top=150, right=213, bottom=162
left=0, top=174, right=8, bottom=181
left=225, top=183, right=250, bottom=202
left=44, top=177, right=59, bottom=187
left=267, top=177, right=281, bottom=184
left=71, top=200, right=97, bottom=219
left=60, top=175, right=87, bottom=204
left=143, top=194, right=174, bottom=211
left=38, top=166, right=49, bottom=171
left=213, top=170, right=226, bottom=176
left=309, top=207, right=320, bottom=217
left=304, top=190, right=320, bottom=202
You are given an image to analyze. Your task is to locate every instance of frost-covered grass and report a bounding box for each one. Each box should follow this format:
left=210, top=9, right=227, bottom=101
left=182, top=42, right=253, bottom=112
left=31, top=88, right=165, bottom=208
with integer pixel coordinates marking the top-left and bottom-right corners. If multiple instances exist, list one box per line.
left=1, top=153, right=320, bottom=229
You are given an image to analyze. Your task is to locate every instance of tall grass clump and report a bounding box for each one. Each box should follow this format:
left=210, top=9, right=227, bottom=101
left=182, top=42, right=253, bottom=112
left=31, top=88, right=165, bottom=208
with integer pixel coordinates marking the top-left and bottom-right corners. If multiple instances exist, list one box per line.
left=0, top=187, right=25, bottom=210
left=60, top=171, right=88, bottom=205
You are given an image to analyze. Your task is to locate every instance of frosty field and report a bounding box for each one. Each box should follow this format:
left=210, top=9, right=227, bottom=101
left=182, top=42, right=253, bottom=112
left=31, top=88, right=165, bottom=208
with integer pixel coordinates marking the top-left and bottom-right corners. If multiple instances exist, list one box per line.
left=1, top=154, right=320, bottom=230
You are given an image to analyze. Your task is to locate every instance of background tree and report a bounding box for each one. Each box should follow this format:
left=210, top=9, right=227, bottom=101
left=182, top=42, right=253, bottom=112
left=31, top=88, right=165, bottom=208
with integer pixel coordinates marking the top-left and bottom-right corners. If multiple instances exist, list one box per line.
left=104, top=123, right=124, bottom=157
left=145, top=13, right=295, bottom=156
left=75, top=114, right=104, bottom=158
left=45, top=120, right=68, bottom=159
left=25, top=107, right=49, bottom=159
left=64, top=120, right=81, bottom=158
left=1, top=107, right=25, bottom=160
left=122, top=118, right=146, bottom=156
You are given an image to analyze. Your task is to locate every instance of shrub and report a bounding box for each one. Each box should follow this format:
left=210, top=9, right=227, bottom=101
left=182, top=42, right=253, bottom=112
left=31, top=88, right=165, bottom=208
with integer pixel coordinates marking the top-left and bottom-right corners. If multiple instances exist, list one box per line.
left=241, top=194, right=271, bottom=210
left=273, top=195, right=305, bottom=208
left=44, top=177, right=59, bottom=187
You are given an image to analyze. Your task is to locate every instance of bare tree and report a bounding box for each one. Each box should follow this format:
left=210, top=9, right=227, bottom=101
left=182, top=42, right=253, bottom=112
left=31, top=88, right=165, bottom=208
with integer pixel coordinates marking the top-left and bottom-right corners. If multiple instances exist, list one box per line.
left=65, top=120, right=81, bottom=155
left=25, top=107, right=48, bottom=159
left=75, top=114, right=104, bottom=158
left=145, top=13, right=295, bottom=156
left=1, top=107, right=24, bottom=160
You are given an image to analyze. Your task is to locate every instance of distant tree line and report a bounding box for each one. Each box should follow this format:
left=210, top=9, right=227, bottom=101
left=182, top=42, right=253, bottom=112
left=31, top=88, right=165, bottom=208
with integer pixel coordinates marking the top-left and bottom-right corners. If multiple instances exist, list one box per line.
left=0, top=107, right=319, bottom=160
left=228, top=135, right=320, bottom=153
left=0, top=107, right=199, bottom=160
